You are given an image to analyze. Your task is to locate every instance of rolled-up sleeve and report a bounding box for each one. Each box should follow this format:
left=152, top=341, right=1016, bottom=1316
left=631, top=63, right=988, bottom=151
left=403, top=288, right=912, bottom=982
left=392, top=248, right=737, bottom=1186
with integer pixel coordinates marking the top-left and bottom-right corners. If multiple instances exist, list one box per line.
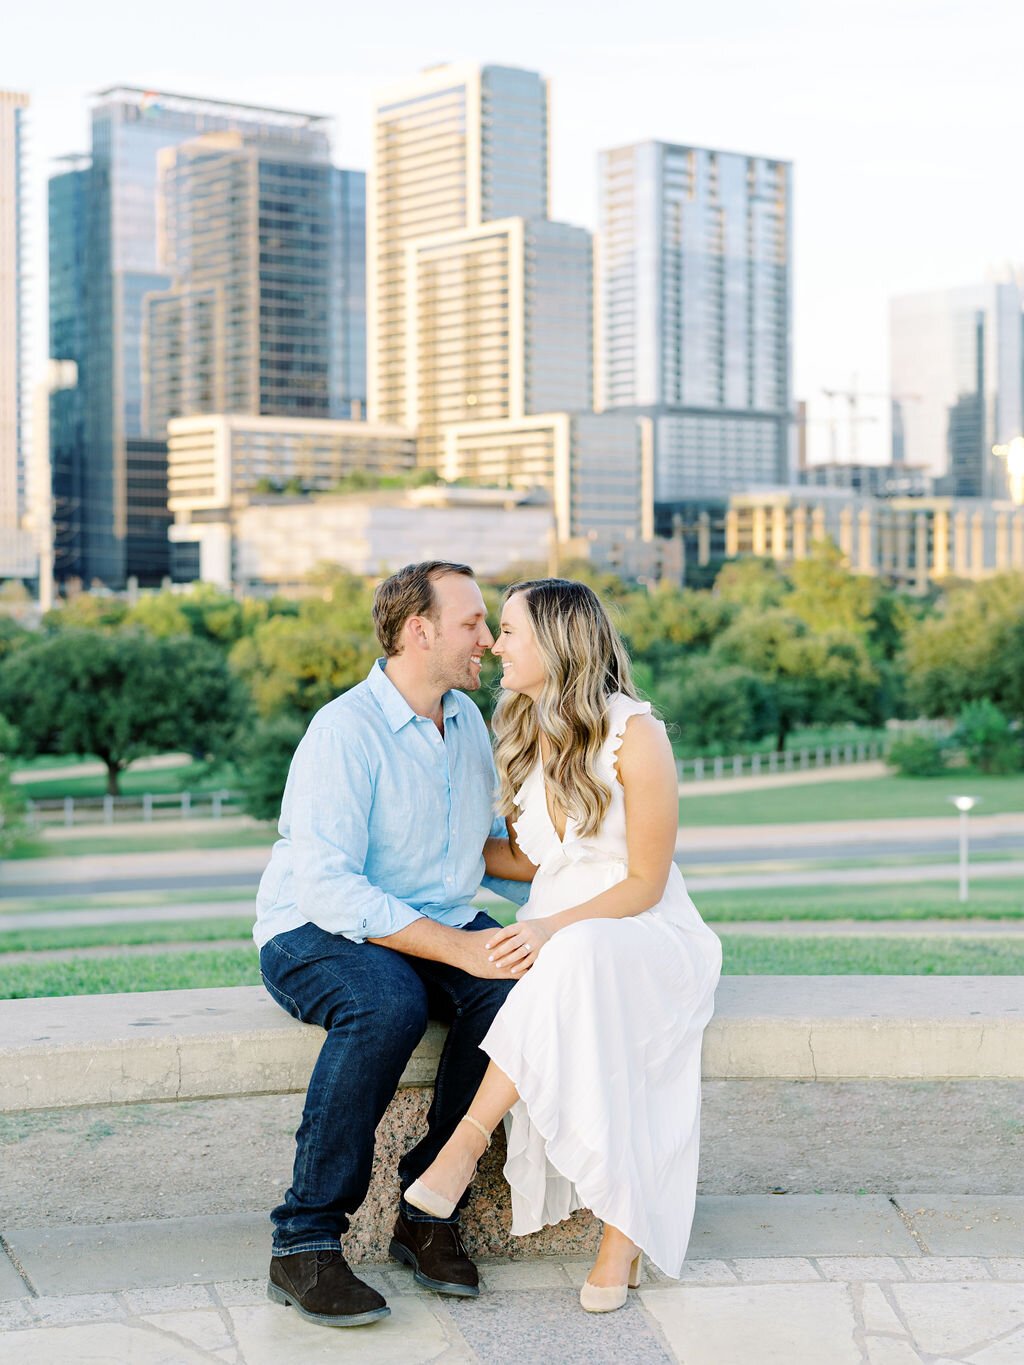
left=290, top=724, right=422, bottom=943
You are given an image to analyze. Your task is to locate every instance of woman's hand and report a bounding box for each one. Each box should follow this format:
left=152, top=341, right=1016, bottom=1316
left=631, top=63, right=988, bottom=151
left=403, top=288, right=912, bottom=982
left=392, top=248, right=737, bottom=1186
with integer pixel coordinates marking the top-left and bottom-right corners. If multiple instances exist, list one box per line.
left=484, top=919, right=552, bottom=975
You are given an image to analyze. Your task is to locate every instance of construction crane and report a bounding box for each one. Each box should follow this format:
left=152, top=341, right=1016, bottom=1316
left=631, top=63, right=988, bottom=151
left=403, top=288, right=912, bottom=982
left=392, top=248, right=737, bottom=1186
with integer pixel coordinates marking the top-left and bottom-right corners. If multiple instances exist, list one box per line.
left=821, top=380, right=922, bottom=461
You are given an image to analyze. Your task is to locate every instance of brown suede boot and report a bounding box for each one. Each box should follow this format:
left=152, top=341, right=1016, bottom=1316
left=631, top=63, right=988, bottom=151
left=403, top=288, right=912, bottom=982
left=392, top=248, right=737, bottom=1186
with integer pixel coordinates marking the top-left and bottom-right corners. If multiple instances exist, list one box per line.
left=389, top=1211, right=480, bottom=1297
left=267, top=1249, right=390, bottom=1327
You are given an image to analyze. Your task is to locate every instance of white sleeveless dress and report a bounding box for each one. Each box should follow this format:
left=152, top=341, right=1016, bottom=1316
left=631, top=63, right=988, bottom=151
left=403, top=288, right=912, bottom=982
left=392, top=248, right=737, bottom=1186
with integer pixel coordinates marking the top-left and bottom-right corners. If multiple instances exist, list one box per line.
left=480, top=694, right=722, bottom=1278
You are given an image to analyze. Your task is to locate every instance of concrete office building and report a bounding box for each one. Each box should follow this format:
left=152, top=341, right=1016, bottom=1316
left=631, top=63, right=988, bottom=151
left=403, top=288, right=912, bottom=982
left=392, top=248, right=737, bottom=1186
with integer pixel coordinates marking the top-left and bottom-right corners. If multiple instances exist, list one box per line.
left=0, top=92, right=30, bottom=544
left=442, top=411, right=653, bottom=550
left=226, top=486, right=554, bottom=594
left=165, top=413, right=415, bottom=584
left=725, top=486, right=1024, bottom=592
left=890, top=279, right=1024, bottom=499
left=598, top=141, right=793, bottom=502
left=49, top=88, right=340, bottom=587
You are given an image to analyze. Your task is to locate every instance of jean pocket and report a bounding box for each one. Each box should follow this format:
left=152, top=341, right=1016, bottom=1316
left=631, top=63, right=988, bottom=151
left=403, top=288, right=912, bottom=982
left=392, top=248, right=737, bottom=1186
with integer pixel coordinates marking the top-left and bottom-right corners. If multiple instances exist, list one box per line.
left=260, top=972, right=302, bottom=1021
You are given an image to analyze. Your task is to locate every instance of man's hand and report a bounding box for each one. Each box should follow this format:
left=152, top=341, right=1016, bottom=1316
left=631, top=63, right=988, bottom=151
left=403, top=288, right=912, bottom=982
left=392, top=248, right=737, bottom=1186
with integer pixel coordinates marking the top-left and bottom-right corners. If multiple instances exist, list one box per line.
left=484, top=920, right=551, bottom=976
left=456, top=928, right=522, bottom=979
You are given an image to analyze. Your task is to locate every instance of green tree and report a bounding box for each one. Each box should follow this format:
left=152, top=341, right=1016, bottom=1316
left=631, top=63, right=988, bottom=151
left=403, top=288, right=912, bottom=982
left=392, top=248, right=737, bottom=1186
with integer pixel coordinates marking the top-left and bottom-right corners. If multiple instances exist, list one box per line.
left=0, top=716, right=26, bottom=854
left=124, top=593, right=191, bottom=638
left=230, top=612, right=379, bottom=719
left=713, top=557, right=790, bottom=611
left=654, top=658, right=776, bottom=754
left=43, top=593, right=128, bottom=632
left=905, top=573, right=1024, bottom=723
left=786, top=540, right=877, bottom=635
left=712, top=608, right=881, bottom=749
left=0, top=631, right=247, bottom=794
left=0, top=616, right=31, bottom=662
left=620, top=585, right=735, bottom=665
left=237, top=714, right=308, bottom=820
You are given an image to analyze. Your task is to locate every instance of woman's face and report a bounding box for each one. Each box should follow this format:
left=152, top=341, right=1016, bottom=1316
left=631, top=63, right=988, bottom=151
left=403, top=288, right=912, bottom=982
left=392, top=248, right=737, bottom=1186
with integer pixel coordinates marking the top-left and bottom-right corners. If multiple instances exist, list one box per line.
left=492, top=592, right=546, bottom=700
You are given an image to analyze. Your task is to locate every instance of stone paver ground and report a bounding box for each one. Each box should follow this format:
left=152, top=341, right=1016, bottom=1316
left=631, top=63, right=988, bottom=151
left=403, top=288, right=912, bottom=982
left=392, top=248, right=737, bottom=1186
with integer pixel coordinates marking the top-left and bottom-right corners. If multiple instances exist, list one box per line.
left=2, top=1252, right=1021, bottom=1363
left=3, top=1198, right=1023, bottom=1362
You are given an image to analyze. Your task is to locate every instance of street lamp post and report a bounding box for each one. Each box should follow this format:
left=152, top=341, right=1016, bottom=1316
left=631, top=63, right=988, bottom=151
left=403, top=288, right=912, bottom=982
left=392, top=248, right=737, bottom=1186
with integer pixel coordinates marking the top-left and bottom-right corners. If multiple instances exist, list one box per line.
left=949, top=795, right=979, bottom=904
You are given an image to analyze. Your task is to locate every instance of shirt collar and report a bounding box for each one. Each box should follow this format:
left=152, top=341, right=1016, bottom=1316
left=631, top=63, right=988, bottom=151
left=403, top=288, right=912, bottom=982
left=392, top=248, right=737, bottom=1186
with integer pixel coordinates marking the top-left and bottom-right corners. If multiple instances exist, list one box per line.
left=367, top=659, right=464, bottom=732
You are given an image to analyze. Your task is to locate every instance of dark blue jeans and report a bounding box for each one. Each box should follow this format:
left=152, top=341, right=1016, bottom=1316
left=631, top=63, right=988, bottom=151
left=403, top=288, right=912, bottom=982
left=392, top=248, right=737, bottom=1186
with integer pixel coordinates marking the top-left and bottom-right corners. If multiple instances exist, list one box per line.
left=259, top=914, right=514, bottom=1254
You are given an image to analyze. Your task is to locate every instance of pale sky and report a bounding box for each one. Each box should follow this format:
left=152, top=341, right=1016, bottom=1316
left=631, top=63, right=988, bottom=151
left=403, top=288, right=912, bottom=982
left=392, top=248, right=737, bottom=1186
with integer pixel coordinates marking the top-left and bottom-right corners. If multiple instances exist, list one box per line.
left=7, top=0, right=1022, bottom=464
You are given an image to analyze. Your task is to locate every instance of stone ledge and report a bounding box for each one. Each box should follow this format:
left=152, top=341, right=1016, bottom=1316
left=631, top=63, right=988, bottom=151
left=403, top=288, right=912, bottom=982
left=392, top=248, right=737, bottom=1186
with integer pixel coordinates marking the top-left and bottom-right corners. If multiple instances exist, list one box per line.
left=2, top=976, right=1022, bottom=1114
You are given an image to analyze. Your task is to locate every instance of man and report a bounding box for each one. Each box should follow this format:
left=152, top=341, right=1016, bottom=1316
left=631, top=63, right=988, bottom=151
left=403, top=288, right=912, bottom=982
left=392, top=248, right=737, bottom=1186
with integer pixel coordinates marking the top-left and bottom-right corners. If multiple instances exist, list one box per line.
left=255, top=561, right=522, bottom=1328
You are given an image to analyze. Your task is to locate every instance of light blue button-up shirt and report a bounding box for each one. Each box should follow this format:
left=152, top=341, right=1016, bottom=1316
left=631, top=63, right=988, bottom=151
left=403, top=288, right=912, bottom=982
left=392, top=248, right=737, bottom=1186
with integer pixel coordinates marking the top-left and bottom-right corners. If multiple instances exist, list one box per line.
left=253, top=660, right=521, bottom=949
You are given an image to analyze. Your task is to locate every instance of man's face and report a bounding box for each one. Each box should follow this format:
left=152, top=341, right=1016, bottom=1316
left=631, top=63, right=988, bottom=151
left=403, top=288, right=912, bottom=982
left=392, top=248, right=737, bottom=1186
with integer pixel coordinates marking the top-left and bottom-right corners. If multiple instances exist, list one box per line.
left=423, top=574, right=495, bottom=692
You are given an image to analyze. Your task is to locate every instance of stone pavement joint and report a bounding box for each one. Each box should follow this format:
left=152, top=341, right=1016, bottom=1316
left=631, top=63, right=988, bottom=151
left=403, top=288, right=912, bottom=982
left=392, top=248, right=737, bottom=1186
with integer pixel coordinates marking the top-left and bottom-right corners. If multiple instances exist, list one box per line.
left=1, top=1257, right=1021, bottom=1363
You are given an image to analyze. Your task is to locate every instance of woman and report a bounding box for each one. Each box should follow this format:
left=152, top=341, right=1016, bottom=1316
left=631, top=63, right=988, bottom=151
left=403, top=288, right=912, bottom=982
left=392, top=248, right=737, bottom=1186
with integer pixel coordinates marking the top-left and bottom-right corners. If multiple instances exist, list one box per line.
left=405, top=579, right=722, bottom=1310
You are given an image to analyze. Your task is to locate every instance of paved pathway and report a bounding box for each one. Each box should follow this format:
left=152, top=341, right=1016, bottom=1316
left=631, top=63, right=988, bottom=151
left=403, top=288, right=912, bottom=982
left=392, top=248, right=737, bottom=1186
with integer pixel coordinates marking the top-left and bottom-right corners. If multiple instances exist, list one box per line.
left=689, top=858, right=1024, bottom=891
left=11, top=754, right=192, bottom=786
left=2, top=1198, right=1021, bottom=1362
left=679, top=758, right=890, bottom=796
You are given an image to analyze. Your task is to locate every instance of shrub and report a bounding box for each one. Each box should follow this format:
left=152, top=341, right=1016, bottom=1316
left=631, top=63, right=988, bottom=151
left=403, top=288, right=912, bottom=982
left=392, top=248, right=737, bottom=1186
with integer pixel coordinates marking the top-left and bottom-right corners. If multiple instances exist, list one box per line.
left=953, top=700, right=1022, bottom=774
left=887, top=734, right=947, bottom=777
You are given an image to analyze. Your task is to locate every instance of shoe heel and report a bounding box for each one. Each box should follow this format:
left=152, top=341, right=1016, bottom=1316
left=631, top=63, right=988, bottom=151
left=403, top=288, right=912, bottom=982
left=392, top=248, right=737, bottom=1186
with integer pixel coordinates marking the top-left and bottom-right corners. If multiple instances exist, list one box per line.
left=405, top=1177, right=457, bottom=1220
left=267, top=1281, right=290, bottom=1306
left=628, top=1253, right=642, bottom=1289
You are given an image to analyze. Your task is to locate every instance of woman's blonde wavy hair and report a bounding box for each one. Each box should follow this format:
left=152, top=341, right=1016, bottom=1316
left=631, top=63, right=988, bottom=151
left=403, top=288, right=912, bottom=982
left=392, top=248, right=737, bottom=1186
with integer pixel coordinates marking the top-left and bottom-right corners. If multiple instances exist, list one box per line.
left=493, top=579, right=639, bottom=839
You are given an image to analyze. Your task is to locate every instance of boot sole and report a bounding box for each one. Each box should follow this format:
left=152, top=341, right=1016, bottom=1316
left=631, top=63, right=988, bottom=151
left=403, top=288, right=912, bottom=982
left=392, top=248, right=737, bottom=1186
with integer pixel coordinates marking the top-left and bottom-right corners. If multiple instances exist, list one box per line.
left=389, top=1237, right=480, bottom=1297
left=267, top=1280, right=391, bottom=1326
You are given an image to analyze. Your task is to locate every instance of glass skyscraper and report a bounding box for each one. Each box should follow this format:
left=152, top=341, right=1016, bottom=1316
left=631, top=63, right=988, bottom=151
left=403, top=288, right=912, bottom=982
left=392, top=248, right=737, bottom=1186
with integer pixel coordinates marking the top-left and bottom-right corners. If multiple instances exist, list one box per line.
left=51, top=87, right=351, bottom=587
left=144, top=129, right=339, bottom=435
left=48, top=156, right=91, bottom=581
left=0, top=91, right=29, bottom=533
left=332, top=168, right=367, bottom=418
left=890, top=280, right=1024, bottom=499
left=598, top=141, right=793, bottom=502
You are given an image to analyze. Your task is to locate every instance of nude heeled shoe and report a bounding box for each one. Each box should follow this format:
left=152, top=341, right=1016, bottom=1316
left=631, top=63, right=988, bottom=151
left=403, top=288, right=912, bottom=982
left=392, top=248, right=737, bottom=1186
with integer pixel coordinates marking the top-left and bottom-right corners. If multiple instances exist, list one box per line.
left=404, top=1115, right=491, bottom=1220
left=579, top=1252, right=642, bottom=1313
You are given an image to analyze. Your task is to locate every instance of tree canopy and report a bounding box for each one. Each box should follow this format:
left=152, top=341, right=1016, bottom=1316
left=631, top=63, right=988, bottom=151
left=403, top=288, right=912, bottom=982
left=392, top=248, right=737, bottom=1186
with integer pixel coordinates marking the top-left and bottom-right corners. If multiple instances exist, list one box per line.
left=0, top=630, right=246, bottom=794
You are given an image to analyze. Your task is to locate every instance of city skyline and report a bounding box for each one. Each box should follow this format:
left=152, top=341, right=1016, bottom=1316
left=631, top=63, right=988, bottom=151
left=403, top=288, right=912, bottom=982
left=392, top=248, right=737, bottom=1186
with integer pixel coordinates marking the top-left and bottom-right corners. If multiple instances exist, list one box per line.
left=7, top=0, right=1023, bottom=467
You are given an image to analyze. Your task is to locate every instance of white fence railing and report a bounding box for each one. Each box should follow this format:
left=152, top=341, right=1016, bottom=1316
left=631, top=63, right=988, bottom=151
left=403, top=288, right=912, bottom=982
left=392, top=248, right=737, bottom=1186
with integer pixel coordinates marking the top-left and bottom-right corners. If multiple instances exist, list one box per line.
left=675, top=738, right=889, bottom=784
left=25, top=789, right=246, bottom=829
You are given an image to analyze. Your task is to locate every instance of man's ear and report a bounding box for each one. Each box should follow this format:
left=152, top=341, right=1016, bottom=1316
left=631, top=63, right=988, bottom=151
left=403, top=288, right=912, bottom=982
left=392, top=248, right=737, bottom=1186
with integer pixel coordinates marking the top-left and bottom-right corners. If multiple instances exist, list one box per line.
left=404, top=614, right=434, bottom=651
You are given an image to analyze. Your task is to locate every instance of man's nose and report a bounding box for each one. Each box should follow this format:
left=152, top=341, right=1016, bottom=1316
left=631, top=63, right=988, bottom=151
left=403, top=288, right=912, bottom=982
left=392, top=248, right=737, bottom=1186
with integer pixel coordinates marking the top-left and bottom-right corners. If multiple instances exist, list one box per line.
left=480, top=624, right=495, bottom=649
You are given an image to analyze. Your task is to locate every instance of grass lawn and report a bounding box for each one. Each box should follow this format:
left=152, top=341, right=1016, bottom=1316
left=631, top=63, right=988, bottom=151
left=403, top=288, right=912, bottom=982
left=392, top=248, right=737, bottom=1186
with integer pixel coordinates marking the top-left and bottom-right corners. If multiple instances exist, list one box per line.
left=680, top=771, right=1024, bottom=825
left=5, top=934, right=1023, bottom=998
left=17, top=760, right=239, bottom=801
left=0, top=948, right=261, bottom=999
left=5, top=825, right=276, bottom=860
left=693, top=878, right=1024, bottom=921
left=722, top=935, right=1024, bottom=974
left=0, top=918, right=254, bottom=954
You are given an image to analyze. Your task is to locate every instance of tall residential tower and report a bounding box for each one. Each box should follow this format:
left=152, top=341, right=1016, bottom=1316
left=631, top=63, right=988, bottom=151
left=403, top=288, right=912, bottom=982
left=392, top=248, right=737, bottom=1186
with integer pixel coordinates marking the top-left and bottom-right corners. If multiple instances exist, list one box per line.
left=598, top=141, right=793, bottom=503
left=369, top=64, right=593, bottom=468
